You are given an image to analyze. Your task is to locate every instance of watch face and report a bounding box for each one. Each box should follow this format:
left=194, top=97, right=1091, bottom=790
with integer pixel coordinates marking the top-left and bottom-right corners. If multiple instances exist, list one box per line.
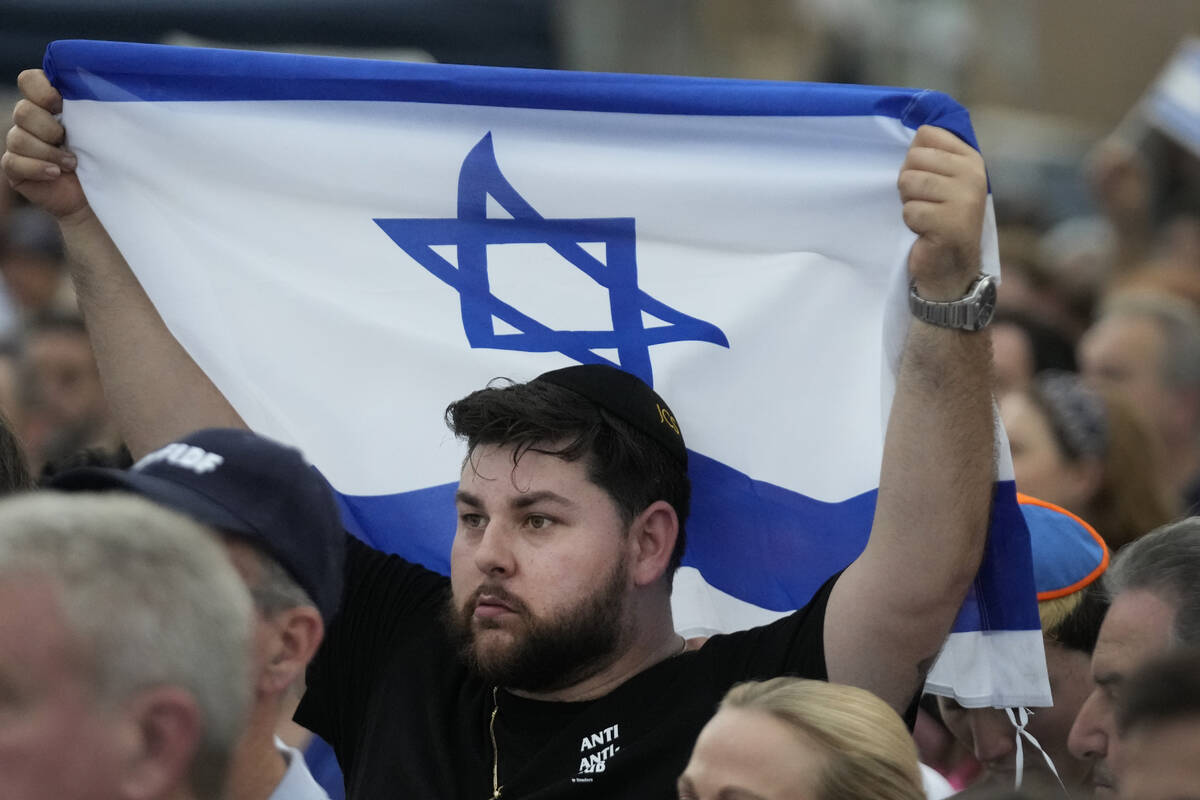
left=974, top=277, right=998, bottom=330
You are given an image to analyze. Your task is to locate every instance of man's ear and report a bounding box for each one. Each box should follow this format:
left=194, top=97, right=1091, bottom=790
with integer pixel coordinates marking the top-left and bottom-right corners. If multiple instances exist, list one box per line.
left=628, top=500, right=679, bottom=587
left=259, top=607, right=323, bottom=697
left=118, top=686, right=203, bottom=800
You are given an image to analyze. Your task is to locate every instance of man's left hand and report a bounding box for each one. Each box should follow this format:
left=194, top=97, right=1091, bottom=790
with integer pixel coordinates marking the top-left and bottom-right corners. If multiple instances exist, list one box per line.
left=898, top=125, right=988, bottom=301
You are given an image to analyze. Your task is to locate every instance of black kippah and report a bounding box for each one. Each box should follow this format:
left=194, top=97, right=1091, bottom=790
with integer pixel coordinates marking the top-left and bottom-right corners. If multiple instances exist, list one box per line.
left=533, top=364, right=687, bottom=467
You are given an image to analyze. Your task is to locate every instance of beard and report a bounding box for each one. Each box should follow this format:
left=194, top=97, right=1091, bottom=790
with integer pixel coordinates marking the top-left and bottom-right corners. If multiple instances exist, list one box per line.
left=445, top=555, right=629, bottom=693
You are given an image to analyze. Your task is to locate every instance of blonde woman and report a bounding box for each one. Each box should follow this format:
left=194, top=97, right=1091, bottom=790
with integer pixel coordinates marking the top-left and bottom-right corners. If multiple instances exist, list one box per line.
left=678, top=677, right=924, bottom=800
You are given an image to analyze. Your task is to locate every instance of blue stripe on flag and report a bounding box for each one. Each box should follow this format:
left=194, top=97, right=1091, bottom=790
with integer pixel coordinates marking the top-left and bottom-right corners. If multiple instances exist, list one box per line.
left=333, top=453, right=1039, bottom=635
left=952, top=481, right=1040, bottom=633
left=43, top=39, right=976, bottom=146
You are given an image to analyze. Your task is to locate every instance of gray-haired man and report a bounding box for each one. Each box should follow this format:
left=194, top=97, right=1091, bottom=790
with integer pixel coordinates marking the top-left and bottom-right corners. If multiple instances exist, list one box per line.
left=0, top=492, right=254, bottom=800
left=1068, top=517, right=1200, bottom=798
left=52, top=427, right=346, bottom=800
left=1079, top=291, right=1200, bottom=513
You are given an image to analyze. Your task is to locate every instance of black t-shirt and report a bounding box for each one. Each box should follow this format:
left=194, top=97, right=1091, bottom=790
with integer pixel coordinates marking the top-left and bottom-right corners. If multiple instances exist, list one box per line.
left=297, top=534, right=835, bottom=799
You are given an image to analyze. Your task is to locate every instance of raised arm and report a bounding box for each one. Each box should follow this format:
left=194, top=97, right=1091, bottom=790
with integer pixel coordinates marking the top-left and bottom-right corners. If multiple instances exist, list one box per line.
left=823, top=125, right=994, bottom=713
left=4, top=69, right=246, bottom=458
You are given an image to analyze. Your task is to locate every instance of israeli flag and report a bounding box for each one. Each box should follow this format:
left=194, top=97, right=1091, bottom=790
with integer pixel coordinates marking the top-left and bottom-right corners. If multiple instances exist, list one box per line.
left=46, top=39, right=1048, bottom=708
left=1145, top=36, right=1200, bottom=157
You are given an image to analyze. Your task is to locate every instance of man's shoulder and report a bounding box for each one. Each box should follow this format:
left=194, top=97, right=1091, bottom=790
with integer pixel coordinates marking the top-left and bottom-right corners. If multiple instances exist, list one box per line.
left=343, top=530, right=451, bottom=602
left=678, top=570, right=842, bottom=684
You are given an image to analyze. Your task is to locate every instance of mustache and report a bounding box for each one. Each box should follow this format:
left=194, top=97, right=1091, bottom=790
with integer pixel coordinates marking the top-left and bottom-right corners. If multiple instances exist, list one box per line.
left=464, top=583, right=530, bottom=616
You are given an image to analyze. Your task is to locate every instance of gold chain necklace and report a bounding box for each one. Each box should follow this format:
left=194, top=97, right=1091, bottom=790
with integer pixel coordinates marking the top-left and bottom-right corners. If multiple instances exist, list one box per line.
left=489, top=686, right=502, bottom=799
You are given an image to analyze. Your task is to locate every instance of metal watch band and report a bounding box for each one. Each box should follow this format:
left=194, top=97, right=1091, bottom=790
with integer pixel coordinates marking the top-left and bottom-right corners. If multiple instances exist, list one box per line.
left=908, top=274, right=998, bottom=332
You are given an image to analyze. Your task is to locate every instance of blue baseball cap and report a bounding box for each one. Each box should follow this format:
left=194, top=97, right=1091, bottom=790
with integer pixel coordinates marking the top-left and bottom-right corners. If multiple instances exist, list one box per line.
left=50, top=428, right=345, bottom=623
left=1018, top=493, right=1109, bottom=601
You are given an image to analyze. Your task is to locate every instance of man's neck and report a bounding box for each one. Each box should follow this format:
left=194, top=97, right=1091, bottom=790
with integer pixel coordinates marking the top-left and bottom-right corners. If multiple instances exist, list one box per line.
left=227, top=705, right=289, bottom=800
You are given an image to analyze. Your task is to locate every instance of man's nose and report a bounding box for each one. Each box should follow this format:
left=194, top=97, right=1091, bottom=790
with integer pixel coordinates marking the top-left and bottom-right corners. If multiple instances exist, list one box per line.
left=1067, top=689, right=1108, bottom=762
left=473, top=520, right=516, bottom=576
left=969, top=709, right=1016, bottom=765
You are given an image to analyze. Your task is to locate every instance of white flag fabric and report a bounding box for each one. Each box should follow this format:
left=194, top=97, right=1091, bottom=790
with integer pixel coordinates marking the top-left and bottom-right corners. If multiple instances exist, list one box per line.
left=47, top=39, right=1049, bottom=708
left=1145, top=36, right=1200, bottom=157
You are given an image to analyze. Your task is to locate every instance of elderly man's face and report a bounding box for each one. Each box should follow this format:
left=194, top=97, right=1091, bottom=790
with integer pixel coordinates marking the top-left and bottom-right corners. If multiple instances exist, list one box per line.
left=26, top=329, right=108, bottom=429
left=1078, top=316, right=1171, bottom=443
left=0, top=575, right=127, bottom=800
left=1067, top=590, right=1176, bottom=799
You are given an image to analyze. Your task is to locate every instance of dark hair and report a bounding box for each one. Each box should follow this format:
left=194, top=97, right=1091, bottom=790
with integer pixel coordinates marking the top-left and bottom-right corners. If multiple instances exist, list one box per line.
left=1027, top=371, right=1106, bottom=462
left=1026, top=372, right=1176, bottom=550
left=0, top=409, right=34, bottom=494
left=1045, top=581, right=1109, bottom=654
left=24, top=311, right=88, bottom=339
left=1105, top=517, right=1200, bottom=647
left=1116, top=648, right=1200, bottom=736
left=446, top=378, right=690, bottom=579
left=991, top=309, right=1077, bottom=375
left=38, top=444, right=133, bottom=486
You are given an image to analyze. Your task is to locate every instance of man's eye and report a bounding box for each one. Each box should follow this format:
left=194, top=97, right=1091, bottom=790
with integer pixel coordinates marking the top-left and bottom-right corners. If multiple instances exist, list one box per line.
left=526, top=515, right=552, bottom=530
left=460, top=513, right=485, bottom=528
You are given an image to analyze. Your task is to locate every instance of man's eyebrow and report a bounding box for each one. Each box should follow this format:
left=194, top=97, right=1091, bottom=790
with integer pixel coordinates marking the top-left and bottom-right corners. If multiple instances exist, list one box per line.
left=511, top=491, right=575, bottom=510
left=454, top=490, right=482, bottom=508
left=718, top=788, right=769, bottom=800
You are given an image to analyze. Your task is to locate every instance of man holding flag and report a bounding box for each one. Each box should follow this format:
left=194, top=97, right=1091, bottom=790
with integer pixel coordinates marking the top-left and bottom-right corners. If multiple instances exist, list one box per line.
left=6, top=63, right=996, bottom=798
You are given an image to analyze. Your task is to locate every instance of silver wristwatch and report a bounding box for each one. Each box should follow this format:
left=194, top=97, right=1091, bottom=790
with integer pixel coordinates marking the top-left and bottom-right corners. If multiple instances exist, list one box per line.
left=908, top=274, right=998, bottom=331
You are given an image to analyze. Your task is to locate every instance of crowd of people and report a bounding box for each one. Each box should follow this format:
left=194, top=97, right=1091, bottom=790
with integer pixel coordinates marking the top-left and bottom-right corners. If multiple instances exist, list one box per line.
left=1, top=44, right=1199, bottom=800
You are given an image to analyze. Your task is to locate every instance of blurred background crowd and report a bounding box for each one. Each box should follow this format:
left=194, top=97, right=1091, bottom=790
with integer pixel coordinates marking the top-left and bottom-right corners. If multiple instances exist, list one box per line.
left=2, top=1, right=1200, bottom=793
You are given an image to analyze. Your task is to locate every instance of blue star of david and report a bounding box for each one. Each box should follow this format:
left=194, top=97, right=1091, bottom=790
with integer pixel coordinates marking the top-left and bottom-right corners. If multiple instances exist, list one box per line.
left=374, top=132, right=728, bottom=387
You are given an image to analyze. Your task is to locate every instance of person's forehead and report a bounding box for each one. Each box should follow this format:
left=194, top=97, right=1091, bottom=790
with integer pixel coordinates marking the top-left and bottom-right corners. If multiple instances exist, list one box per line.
left=28, top=328, right=91, bottom=352
left=685, top=708, right=822, bottom=798
left=0, top=575, right=77, bottom=680
left=1092, top=590, right=1175, bottom=676
left=458, top=443, right=593, bottom=495
left=998, top=391, right=1054, bottom=437
left=0, top=572, right=63, bottom=622
left=1085, top=315, right=1167, bottom=364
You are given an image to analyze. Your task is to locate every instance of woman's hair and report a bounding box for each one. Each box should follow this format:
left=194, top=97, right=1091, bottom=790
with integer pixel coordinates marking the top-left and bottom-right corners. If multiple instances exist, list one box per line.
left=719, top=678, right=924, bottom=800
left=1086, top=390, right=1179, bottom=550
left=1040, top=581, right=1109, bottom=654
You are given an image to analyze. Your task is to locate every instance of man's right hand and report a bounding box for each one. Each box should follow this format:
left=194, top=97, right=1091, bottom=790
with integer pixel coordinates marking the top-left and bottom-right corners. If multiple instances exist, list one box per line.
left=4, top=67, right=248, bottom=456
left=4, top=69, right=92, bottom=223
